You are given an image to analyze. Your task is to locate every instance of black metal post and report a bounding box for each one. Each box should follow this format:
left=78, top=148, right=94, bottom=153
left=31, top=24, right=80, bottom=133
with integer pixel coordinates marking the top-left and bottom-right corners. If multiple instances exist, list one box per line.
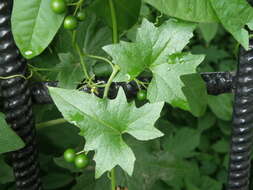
left=0, top=1, right=42, bottom=189
left=227, top=39, right=253, bottom=190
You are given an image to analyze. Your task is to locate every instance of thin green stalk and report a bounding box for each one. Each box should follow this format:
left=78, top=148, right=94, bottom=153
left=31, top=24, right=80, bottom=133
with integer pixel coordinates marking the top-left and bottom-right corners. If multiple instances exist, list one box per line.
left=107, top=1, right=119, bottom=188
left=36, top=118, right=67, bottom=129
left=103, top=65, right=119, bottom=99
left=110, top=168, right=116, bottom=190
left=86, top=54, right=114, bottom=68
left=108, top=0, right=118, bottom=43
left=72, top=31, right=90, bottom=80
left=74, top=0, right=85, bottom=15
left=28, top=64, right=59, bottom=72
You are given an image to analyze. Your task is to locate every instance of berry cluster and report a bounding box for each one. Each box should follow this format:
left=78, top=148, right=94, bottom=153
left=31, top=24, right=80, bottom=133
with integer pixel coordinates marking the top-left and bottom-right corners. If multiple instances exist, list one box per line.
left=51, top=0, right=86, bottom=30
left=63, top=148, right=89, bottom=169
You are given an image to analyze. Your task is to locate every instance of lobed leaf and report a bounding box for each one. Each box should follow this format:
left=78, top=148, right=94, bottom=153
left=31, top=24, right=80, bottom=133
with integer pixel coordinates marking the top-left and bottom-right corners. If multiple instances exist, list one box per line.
left=148, top=53, right=205, bottom=110
left=49, top=87, right=164, bottom=177
left=103, top=19, right=196, bottom=81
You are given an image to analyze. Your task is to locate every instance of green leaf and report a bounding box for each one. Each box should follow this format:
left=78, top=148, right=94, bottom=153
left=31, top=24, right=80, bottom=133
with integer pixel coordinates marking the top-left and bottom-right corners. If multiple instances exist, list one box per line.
left=248, top=18, right=253, bottom=30
left=181, top=74, right=208, bottom=116
left=163, top=128, right=200, bottom=158
left=71, top=173, right=95, bottom=190
left=199, top=23, right=218, bottom=44
left=212, top=139, right=229, bottom=153
left=210, top=0, right=253, bottom=50
left=56, top=53, right=84, bottom=89
left=89, top=0, right=141, bottom=32
left=0, top=157, right=14, bottom=184
left=0, top=113, right=25, bottom=154
left=12, top=0, right=65, bottom=59
left=71, top=173, right=110, bottom=190
left=116, top=137, right=200, bottom=190
left=103, top=19, right=196, bottom=81
left=208, top=94, right=233, bottom=121
left=49, top=87, right=164, bottom=178
left=159, top=155, right=201, bottom=188
left=200, top=176, right=222, bottom=190
left=144, top=0, right=218, bottom=23
left=148, top=53, right=205, bottom=110
left=37, top=122, right=82, bottom=155
left=115, top=139, right=167, bottom=190
left=200, top=160, right=218, bottom=175
left=42, top=172, right=74, bottom=189
left=191, top=45, right=229, bottom=64
left=197, top=112, right=216, bottom=132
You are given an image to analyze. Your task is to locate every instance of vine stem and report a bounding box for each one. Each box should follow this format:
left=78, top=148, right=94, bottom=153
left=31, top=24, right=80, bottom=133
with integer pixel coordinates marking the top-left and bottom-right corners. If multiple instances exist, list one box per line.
left=0, top=71, right=33, bottom=80
left=110, top=168, right=116, bottom=190
left=108, top=0, right=118, bottom=43
left=103, top=65, right=119, bottom=99
left=36, top=118, right=67, bottom=129
left=107, top=1, right=119, bottom=189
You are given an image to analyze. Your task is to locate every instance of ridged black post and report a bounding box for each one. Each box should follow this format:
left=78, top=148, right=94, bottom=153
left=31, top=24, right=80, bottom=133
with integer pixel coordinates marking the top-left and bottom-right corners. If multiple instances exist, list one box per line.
left=227, top=39, right=253, bottom=190
left=0, top=1, right=42, bottom=190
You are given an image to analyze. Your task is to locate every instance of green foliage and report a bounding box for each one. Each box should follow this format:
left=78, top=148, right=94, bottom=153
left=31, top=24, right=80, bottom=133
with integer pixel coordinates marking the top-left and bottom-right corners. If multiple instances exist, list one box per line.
left=210, top=0, right=253, bottom=49
left=144, top=0, right=218, bottom=22
left=89, top=0, right=141, bottom=32
left=144, top=0, right=253, bottom=49
left=56, top=53, right=83, bottom=89
left=4, top=0, right=243, bottom=189
left=199, top=23, right=218, bottom=45
left=0, top=157, right=14, bottom=184
left=0, top=113, right=25, bottom=154
left=182, top=74, right=208, bottom=117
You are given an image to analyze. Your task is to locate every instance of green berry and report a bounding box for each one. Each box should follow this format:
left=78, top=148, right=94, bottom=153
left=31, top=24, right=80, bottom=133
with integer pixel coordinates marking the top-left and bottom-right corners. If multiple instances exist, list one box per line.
left=137, top=90, right=147, bottom=101
left=76, top=11, right=86, bottom=21
left=63, top=148, right=76, bottom=163
left=51, top=0, right=67, bottom=14
left=64, top=15, right=78, bottom=30
left=74, top=154, right=89, bottom=169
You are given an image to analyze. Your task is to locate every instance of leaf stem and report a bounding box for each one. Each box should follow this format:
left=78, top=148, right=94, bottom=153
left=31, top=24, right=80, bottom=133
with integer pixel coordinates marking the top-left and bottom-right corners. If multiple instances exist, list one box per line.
left=36, top=118, right=67, bottom=129
left=110, top=168, right=116, bottom=190
left=103, top=65, right=119, bottom=99
left=108, top=0, right=118, bottom=43
left=86, top=54, right=114, bottom=68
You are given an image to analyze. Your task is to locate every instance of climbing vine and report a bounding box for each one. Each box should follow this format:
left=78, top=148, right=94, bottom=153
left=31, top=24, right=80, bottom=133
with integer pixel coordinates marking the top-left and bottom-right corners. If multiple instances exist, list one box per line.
left=0, top=0, right=252, bottom=189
